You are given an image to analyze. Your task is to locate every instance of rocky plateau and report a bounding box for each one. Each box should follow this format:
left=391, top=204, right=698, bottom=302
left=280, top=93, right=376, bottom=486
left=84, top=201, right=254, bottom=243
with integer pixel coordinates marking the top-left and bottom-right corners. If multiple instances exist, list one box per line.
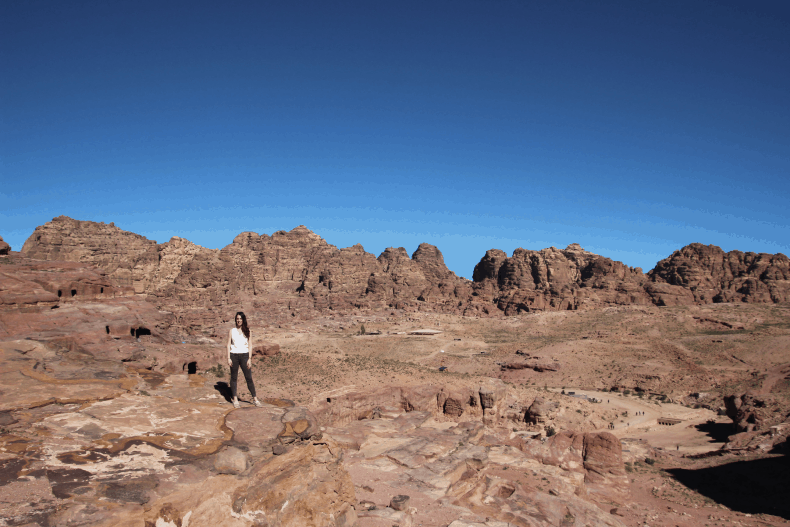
left=0, top=217, right=788, bottom=526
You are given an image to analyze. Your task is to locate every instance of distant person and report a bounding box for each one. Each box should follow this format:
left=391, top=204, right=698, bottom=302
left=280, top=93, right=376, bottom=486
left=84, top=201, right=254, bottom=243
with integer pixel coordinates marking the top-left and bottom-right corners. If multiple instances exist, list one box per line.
left=227, top=311, right=262, bottom=408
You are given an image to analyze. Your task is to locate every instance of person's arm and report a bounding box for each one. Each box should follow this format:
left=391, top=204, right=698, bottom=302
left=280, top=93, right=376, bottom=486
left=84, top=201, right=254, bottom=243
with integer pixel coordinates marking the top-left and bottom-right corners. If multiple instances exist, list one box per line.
left=226, top=328, right=233, bottom=367
left=246, top=330, right=252, bottom=368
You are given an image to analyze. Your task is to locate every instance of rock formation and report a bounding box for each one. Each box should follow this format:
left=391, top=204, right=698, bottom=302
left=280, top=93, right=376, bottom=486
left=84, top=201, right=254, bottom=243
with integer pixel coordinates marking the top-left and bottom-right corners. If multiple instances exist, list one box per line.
left=471, top=243, right=650, bottom=314
left=19, top=217, right=790, bottom=325
left=526, top=396, right=550, bottom=424
left=21, top=217, right=473, bottom=330
left=724, top=391, right=780, bottom=433
left=0, top=235, right=10, bottom=255
left=519, top=431, right=631, bottom=503
left=646, top=243, right=790, bottom=305
left=502, top=360, right=561, bottom=372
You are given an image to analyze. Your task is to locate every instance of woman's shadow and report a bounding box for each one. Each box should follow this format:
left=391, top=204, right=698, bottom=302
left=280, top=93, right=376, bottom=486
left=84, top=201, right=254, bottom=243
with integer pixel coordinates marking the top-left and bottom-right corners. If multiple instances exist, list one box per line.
left=214, top=382, right=233, bottom=403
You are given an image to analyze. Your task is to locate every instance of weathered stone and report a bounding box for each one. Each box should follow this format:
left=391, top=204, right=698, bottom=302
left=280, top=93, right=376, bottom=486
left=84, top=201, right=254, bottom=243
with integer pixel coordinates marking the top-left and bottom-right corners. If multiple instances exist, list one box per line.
left=213, top=446, right=247, bottom=474
left=279, top=407, right=320, bottom=443
left=479, top=388, right=495, bottom=409
left=272, top=444, right=290, bottom=455
left=525, top=396, right=549, bottom=424
left=390, top=494, right=410, bottom=511
left=520, top=431, right=630, bottom=502
left=443, top=393, right=466, bottom=417
left=502, top=361, right=560, bottom=372
left=252, top=342, right=280, bottom=356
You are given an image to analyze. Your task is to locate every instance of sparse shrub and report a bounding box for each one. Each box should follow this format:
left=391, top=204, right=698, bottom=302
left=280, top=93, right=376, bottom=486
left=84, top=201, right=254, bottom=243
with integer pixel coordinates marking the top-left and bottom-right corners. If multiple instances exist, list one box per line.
left=207, top=363, right=226, bottom=378
left=625, top=462, right=633, bottom=473
left=623, top=389, right=631, bottom=396
left=360, top=324, right=366, bottom=335
left=645, top=458, right=656, bottom=465
left=576, top=409, right=582, bottom=414
left=545, top=426, right=556, bottom=437
left=602, top=387, right=609, bottom=392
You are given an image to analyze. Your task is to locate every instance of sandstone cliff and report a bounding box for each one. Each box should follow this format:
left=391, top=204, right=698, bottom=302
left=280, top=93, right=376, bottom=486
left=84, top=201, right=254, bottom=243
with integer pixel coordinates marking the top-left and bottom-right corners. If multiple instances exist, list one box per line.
left=20, top=217, right=472, bottom=325
left=646, top=243, right=790, bottom=305
left=472, top=243, right=651, bottom=314
left=19, top=218, right=790, bottom=324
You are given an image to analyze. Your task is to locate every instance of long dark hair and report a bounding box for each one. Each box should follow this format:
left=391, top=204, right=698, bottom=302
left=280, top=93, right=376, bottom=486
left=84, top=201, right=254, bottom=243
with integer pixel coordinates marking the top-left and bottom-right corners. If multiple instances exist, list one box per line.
left=235, top=311, right=250, bottom=339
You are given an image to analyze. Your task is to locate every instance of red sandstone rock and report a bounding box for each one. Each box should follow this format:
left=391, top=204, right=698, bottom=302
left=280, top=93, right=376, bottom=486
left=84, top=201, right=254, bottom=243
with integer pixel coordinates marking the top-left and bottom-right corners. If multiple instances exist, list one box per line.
left=21, top=218, right=474, bottom=329
left=438, top=387, right=474, bottom=417
left=0, top=236, right=10, bottom=255
left=502, top=361, right=560, bottom=372
left=20, top=218, right=790, bottom=325
left=723, top=391, right=777, bottom=433
left=472, top=244, right=650, bottom=314
left=525, top=396, right=552, bottom=424
left=648, top=243, right=790, bottom=304
left=520, top=431, right=630, bottom=502
left=252, top=342, right=280, bottom=356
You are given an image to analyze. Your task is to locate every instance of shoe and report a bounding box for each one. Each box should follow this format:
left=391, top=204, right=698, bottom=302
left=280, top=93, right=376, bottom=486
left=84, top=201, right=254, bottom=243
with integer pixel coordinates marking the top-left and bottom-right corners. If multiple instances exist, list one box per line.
left=232, top=399, right=240, bottom=408
left=253, top=397, right=262, bottom=407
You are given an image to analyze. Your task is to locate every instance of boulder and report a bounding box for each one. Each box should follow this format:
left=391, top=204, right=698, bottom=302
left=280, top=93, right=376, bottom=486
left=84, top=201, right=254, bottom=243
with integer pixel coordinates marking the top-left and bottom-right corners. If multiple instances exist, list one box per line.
left=252, top=342, right=280, bottom=356
left=724, top=391, right=778, bottom=433
left=525, top=396, right=548, bottom=424
left=213, top=446, right=247, bottom=474
left=389, top=494, right=410, bottom=511
left=279, top=407, right=320, bottom=443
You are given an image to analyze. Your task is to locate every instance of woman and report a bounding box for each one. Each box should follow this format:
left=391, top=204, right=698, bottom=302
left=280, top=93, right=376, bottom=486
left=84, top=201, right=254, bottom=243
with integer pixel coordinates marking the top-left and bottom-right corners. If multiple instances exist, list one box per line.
left=226, top=311, right=262, bottom=408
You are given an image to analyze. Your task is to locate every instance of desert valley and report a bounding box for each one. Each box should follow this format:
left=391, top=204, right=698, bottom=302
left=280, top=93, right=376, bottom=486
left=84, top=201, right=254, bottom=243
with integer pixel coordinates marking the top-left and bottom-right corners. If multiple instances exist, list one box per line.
left=0, top=216, right=788, bottom=527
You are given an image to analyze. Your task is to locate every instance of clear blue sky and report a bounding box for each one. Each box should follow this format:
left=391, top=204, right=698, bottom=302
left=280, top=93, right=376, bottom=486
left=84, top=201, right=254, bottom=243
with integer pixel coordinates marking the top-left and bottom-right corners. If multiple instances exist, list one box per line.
left=2, top=0, right=788, bottom=278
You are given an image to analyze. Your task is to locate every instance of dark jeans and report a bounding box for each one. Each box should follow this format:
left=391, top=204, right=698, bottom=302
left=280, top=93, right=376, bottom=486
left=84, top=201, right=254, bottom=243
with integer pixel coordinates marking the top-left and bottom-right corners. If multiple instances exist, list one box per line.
left=230, top=353, right=256, bottom=399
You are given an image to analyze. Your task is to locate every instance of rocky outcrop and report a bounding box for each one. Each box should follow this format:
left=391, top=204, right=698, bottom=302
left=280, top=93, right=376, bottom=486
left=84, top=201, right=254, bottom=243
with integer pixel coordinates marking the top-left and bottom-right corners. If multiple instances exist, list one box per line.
left=502, top=360, right=560, bottom=372
left=0, top=330, right=358, bottom=527
left=723, top=391, right=780, bottom=433
left=647, top=243, right=790, bottom=305
left=475, top=242, right=790, bottom=312
left=21, top=218, right=471, bottom=325
left=0, top=235, right=10, bottom=255
left=520, top=431, right=630, bottom=502
left=472, top=244, right=650, bottom=314
left=20, top=218, right=790, bottom=322
left=252, top=342, right=280, bottom=356
left=0, top=257, right=132, bottom=312
left=21, top=216, right=163, bottom=293
left=525, top=396, right=550, bottom=424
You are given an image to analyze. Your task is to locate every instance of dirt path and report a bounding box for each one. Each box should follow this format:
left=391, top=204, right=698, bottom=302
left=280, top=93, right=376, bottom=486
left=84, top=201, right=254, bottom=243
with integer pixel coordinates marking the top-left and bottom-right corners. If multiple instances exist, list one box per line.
left=758, top=362, right=790, bottom=395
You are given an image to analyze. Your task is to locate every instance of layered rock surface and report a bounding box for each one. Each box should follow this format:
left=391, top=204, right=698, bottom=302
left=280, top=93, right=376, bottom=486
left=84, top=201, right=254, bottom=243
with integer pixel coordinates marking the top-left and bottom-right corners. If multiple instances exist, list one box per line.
left=0, top=338, right=357, bottom=526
